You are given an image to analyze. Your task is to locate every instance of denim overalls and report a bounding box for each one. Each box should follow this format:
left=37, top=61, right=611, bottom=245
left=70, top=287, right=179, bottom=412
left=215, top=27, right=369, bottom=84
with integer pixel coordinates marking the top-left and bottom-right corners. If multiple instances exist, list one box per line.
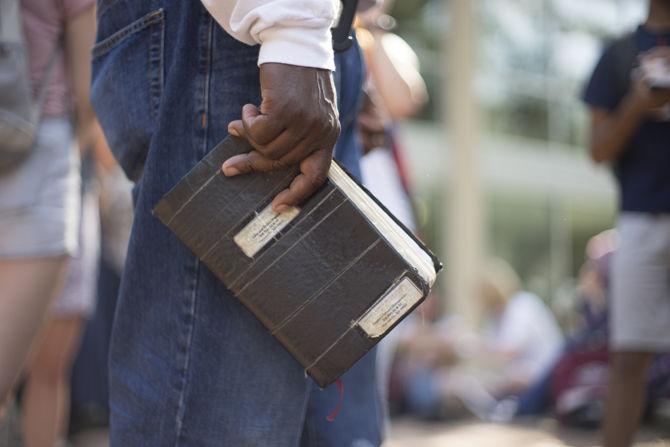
left=91, top=1, right=382, bottom=445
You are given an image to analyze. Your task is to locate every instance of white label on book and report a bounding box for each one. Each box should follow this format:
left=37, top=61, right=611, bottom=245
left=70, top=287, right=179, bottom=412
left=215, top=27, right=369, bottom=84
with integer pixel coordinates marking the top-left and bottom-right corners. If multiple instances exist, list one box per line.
left=234, top=204, right=300, bottom=258
left=358, top=277, right=422, bottom=338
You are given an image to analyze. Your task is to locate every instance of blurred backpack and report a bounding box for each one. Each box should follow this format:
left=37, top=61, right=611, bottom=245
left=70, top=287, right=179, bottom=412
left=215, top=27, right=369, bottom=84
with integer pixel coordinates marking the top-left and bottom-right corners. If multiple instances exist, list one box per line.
left=0, top=0, right=60, bottom=173
left=551, top=347, right=609, bottom=428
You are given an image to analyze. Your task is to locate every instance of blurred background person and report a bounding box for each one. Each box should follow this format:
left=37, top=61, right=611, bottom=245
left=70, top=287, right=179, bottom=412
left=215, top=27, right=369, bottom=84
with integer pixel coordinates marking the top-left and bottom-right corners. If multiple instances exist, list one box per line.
left=0, top=0, right=97, bottom=415
left=503, top=230, right=670, bottom=429
left=506, top=231, right=616, bottom=425
left=21, top=156, right=101, bottom=447
left=582, top=0, right=670, bottom=445
left=357, top=0, right=428, bottom=233
left=391, top=259, right=563, bottom=421
left=67, top=146, right=133, bottom=438
left=459, top=259, right=563, bottom=418
left=357, top=0, right=428, bottom=123
left=354, top=0, right=430, bottom=431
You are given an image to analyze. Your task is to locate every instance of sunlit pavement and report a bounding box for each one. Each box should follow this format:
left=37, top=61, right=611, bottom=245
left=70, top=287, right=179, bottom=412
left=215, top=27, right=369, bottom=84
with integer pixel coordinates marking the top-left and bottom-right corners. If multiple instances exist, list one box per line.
left=4, top=413, right=670, bottom=446
left=64, top=423, right=668, bottom=447
left=385, top=418, right=670, bottom=447
left=69, top=420, right=670, bottom=447
left=67, top=420, right=670, bottom=447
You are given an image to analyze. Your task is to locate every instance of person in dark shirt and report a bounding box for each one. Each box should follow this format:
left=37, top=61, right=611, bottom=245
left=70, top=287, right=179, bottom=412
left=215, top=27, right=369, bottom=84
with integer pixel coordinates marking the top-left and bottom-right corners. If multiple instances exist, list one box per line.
left=582, top=1, right=670, bottom=446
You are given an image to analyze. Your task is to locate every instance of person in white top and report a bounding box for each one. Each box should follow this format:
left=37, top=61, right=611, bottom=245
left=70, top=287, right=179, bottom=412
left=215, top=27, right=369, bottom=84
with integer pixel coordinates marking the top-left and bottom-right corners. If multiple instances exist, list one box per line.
left=396, top=259, right=563, bottom=421
left=479, top=260, right=563, bottom=394
left=492, top=291, right=564, bottom=385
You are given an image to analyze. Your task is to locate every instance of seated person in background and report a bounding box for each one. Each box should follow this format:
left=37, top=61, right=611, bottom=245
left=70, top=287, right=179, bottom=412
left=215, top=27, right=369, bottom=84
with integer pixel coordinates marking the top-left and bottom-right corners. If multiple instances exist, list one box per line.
left=514, top=231, right=670, bottom=428
left=392, top=259, right=564, bottom=420
left=457, top=259, right=564, bottom=419
left=509, top=231, right=616, bottom=421
left=476, top=260, right=564, bottom=397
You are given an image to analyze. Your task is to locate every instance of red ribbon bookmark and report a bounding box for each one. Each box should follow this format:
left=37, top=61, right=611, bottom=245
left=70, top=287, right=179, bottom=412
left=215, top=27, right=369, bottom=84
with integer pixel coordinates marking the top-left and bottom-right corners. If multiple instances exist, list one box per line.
left=326, top=378, right=344, bottom=422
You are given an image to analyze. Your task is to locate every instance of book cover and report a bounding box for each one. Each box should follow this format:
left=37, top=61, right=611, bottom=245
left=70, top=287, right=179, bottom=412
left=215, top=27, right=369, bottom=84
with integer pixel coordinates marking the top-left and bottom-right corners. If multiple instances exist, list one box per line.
left=153, top=136, right=442, bottom=387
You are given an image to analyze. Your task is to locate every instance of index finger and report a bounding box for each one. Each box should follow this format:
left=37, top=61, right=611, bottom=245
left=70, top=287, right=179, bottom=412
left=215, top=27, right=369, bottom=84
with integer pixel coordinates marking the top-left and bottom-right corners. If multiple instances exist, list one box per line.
left=221, top=150, right=286, bottom=177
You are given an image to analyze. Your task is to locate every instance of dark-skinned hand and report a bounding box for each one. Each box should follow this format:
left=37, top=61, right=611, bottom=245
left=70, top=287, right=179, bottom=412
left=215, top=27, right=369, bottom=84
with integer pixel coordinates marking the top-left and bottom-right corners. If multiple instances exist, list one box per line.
left=222, top=63, right=340, bottom=213
left=358, top=90, right=390, bottom=154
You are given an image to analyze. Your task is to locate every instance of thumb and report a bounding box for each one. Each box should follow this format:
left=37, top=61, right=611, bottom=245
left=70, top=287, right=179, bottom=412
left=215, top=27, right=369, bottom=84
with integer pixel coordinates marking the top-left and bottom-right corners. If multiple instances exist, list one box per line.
left=228, top=104, right=260, bottom=139
left=228, top=120, right=245, bottom=138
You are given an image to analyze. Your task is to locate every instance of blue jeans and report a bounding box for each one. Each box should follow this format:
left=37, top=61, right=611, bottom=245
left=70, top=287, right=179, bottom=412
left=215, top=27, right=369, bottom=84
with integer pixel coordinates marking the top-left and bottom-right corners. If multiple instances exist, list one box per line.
left=91, top=2, right=381, bottom=446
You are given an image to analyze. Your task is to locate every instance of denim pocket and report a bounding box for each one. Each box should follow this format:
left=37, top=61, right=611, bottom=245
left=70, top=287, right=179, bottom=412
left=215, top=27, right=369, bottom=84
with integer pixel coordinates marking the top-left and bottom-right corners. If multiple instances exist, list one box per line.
left=91, top=9, right=164, bottom=182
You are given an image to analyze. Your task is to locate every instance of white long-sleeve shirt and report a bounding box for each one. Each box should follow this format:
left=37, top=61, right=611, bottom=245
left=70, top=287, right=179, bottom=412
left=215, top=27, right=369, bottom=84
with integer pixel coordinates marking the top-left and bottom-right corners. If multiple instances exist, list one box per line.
left=200, top=0, right=339, bottom=70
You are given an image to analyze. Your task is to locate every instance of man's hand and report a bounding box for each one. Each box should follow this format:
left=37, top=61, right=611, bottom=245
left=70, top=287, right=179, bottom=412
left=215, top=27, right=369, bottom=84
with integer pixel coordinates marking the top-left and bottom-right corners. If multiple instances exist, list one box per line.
left=222, top=63, right=340, bottom=213
left=358, top=91, right=390, bottom=155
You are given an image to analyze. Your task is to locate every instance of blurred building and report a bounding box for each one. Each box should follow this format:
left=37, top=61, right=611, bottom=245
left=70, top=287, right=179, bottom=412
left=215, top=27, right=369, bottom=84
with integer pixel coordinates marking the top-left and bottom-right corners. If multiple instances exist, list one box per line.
left=389, top=0, right=646, bottom=321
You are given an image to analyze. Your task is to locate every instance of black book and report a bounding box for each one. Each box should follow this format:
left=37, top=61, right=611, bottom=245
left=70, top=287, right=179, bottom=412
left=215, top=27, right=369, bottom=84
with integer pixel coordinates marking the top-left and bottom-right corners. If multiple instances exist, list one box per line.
left=153, top=136, right=442, bottom=387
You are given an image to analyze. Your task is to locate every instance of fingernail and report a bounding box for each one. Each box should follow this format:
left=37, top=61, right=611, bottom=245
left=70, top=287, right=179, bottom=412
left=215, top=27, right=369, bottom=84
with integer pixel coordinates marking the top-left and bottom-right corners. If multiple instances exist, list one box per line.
left=229, top=128, right=240, bottom=137
left=274, top=204, right=289, bottom=214
left=222, top=163, right=240, bottom=176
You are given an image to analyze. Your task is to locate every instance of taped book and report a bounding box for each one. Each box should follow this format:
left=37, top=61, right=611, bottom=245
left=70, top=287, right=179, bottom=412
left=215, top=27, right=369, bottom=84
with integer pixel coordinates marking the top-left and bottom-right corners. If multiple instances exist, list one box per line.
left=153, top=136, right=442, bottom=387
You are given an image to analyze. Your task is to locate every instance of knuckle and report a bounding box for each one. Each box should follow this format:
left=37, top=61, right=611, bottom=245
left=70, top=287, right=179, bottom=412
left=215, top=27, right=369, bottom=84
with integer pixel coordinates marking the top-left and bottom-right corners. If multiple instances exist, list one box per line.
left=289, top=105, right=308, bottom=124
left=266, top=151, right=282, bottom=161
left=325, top=114, right=339, bottom=131
left=244, top=155, right=256, bottom=173
left=305, top=116, right=319, bottom=131
left=332, top=119, right=341, bottom=137
left=272, top=159, right=287, bottom=170
left=295, top=107, right=310, bottom=121
left=242, top=116, right=254, bottom=131
left=320, top=119, right=333, bottom=135
left=307, top=171, right=328, bottom=189
left=258, top=146, right=278, bottom=160
left=311, top=108, right=325, bottom=123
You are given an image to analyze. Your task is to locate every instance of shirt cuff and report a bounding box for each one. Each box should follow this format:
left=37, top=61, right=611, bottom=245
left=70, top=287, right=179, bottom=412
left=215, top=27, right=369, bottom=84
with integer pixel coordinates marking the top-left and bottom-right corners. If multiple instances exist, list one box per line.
left=258, top=26, right=335, bottom=71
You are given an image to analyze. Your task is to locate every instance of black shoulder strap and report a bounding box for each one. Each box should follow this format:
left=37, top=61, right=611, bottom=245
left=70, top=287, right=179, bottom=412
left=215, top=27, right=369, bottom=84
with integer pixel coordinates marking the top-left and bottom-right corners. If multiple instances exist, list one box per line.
left=333, top=0, right=358, bottom=53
